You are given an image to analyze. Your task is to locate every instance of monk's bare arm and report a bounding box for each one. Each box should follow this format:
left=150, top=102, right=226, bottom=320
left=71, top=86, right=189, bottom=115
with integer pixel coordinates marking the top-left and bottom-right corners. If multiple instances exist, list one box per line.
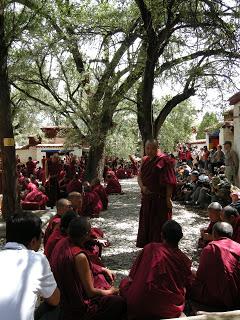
left=166, top=184, right=173, bottom=209
left=75, top=253, right=118, bottom=297
left=137, top=173, right=144, bottom=190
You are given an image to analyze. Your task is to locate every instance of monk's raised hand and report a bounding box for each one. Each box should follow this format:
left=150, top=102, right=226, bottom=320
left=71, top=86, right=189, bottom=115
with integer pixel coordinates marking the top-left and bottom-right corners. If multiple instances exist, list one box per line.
left=97, top=239, right=110, bottom=247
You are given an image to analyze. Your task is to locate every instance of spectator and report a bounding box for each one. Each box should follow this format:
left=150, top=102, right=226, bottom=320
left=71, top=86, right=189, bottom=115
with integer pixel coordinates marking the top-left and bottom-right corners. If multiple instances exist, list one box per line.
left=223, top=141, right=239, bottom=185
left=0, top=212, right=60, bottom=320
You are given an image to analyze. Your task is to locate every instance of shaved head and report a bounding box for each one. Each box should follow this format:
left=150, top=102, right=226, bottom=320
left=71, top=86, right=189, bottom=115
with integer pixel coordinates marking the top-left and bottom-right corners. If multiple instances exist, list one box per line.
left=56, top=198, right=71, bottom=209
left=145, top=139, right=159, bottom=149
left=145, top=139, right=159, bottom=158
left=213, top=222, right=233, bottom=240
left=56, top=198, right=71, bottom=215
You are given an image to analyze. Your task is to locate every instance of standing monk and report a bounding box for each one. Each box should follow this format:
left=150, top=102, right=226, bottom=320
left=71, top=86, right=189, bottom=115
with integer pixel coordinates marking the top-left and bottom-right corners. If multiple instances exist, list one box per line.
left=137, top=139, right=176, bottom=248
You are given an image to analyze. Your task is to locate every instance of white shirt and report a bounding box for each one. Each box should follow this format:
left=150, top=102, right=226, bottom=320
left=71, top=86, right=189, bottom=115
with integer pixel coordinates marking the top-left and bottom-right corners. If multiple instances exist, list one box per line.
left=0, top=242, right=57, bottom=320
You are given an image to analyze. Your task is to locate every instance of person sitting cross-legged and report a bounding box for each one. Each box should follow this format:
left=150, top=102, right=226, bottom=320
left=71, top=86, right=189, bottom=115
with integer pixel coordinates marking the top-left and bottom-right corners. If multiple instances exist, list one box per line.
left=82, top=181, right=103, bottom=218
left=50, top=216, right=126, bottom=320
left=44, top=198, right=72, bottom=246
left=120, top=220, right=193, bottom=320
left=91, top=178, right=109, bottom=211
left=190, top=222, right=240, bottom=313
left=45, top=210, right=77, bottom=262
left=220, top=205, right=240, bottom=243
left=198, top=202, right=222, bottom=248
left=0, top=212, right=60, bottom=320
left=105, top=173, right=122, bottom=195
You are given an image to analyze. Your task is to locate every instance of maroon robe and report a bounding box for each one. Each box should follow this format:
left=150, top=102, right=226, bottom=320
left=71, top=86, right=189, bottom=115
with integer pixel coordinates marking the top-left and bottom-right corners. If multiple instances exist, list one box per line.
left=116, top=168, right=127, bottom=179
left=44, top=214, right=61, bottom=246
left=93, top=184, right=108, bottom=210
left=21, top=189, right=48, bottom=210
left=120, top=242, right=192, bottom=319
left=82, top=191, right=103, bottom=217
left=66, top=179, right=82, bottom=194
left=45, top=226, right=63, bottom=261
left=136, top=154, right=176, bottom=247
left=51, top=237, right=125, bottom=320
left=190, top=238, right=240, bottom=309
left=105, top=177, right=122, bottom=195
left=26, top=160, right=36, bottom=176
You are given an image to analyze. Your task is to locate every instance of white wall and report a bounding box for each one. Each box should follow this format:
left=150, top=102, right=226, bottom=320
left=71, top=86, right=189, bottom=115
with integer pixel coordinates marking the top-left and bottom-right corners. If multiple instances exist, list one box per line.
left=16, top=147, right=37, bottom=163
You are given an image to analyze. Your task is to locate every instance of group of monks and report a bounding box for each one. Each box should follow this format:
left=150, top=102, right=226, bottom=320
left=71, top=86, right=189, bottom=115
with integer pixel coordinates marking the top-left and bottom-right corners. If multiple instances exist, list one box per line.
left=17, top=154, right=130, bottom=213
left=14, top=140, right=240, bottom=319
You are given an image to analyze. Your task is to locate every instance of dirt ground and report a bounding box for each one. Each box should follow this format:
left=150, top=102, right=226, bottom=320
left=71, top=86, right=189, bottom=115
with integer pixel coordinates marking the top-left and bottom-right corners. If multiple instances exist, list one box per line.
left=91, top=178, right=209, bottom=285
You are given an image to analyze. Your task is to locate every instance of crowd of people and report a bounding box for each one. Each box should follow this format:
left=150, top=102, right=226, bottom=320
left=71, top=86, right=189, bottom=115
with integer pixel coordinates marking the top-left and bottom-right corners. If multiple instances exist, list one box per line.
left=174, top=141, right=240, bottom=211
left=1, top=139, right=240, bottom=320
left=16, top=154, right=139, bottom=214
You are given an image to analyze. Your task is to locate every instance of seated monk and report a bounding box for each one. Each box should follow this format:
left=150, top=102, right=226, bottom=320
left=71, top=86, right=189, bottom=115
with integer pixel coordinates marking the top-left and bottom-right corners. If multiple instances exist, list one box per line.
left=50, top=217, right=126, bottom=320
left=59, top=176, right=71, bottom=198
left=21, top=186, right=49, bottom=210
left=45, top=210, right=77, bottom=261
left=221, top=205, right=240, bottom=243
left=190, top=222, right=240, bottom=312
left=198, top=202, right=222, bottom=248
left=120, top=220, right=193, bottom=320
left=68, top=192, right=83, bottom=215
left=66, top=174, right=82, bottom=194
left=105, top=174, right=122, bottom=195
left=44, top=198, right=72, bottom=246
left=67, top=191, right=105, bottom=255
left=116, top=166, right=127, bottom=179
left=91, top=178, right=109, bottom=211
left=82, top=181, right=103, bottom=218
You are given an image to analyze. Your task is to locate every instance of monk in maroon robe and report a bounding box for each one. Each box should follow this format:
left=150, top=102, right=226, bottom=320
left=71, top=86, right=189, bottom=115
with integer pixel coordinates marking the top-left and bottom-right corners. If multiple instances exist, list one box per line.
left=198, top=202, right=222, bottom=248
left=92, top=178, right=108, bottom=211
left=51, top=217, right=126, bottom=320
left=221, top=205, right=240, bottom=243
left=45, top=210, right=77, bottom=261
left=44, top=198, right=72, bottom=246
left=82, top=182, right=103, bottom=218
left=66, top=174, right=83, bottom=194
left=45, top=155, right=63, bottom=207
left=26, top=156, right=36, bottom=176
left=21, top=187, right=48, bottom=210
left=190, top=222, right=240, bottom=312
left=120, top=220, right=192, bottom=319
left=105, top=174, right=122, bottom=195
left=116, top=167, right=127, bottom=179
left=137, top=139, right=176, bottom=248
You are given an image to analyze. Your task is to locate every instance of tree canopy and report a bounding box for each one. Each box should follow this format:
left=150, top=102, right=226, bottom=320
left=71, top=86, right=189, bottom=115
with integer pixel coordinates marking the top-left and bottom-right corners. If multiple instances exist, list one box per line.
left=197, top=112, right=219, bottom=139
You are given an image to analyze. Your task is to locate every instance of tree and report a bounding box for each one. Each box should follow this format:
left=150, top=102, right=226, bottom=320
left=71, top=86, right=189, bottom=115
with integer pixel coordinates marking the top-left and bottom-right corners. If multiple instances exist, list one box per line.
left=105, top=110, right=139, bottom=158
left=134, top=0, right=240, bottom=144
left=197, top=112, right=219, bottom=139
left=0, top=1, right=16, bottom=218
left=156, top=98, right=197, bottom=151
left=10, top=0, right=144, bottom=180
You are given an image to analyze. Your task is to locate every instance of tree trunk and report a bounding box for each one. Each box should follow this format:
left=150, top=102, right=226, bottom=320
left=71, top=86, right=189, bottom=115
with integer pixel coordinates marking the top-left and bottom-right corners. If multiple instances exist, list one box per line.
left=0, top=3, right=17, bottom=219
left=84, top=110, right=112, bottom=182
left=84, top=140, right=106, bottom=182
